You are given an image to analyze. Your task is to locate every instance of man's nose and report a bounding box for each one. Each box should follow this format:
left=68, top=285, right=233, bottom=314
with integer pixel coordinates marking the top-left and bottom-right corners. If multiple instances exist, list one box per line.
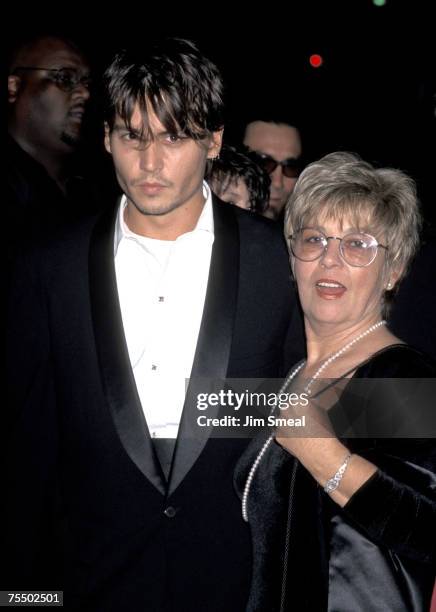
left=73, top=81, right=91, bottom=101
left=139, top=141, right=163, bottom=173
left=270, top=165, right=284, bottom=189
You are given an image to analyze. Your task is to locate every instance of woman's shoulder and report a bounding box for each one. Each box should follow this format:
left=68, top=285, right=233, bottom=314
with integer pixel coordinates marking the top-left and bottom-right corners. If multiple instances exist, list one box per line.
left=355, top=344, right=436, bottom=378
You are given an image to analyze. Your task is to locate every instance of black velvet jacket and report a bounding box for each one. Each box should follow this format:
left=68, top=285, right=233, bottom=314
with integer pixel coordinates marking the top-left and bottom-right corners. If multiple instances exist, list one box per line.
left=235, top=346, right=436, bottom=611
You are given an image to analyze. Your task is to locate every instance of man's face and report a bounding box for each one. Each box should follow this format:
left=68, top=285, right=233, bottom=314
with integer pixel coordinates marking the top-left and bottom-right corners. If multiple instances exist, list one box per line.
left=105, top=103, right=222, bottom=235
left=8, top=38, right=91, bottom=154
left=244, top=121, right=302, bottom=219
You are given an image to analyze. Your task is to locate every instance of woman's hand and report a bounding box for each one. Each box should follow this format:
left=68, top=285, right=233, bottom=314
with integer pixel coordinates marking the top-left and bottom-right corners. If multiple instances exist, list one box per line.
left=275, top=390, right=377, bottom=507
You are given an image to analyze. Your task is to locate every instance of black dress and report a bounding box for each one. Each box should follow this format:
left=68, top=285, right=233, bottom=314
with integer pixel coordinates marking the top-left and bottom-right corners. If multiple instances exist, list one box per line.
left=235, top=345, right=436, bottom=611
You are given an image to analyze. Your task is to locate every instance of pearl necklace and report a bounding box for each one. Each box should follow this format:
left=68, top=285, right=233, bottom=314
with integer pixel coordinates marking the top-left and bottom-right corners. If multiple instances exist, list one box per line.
left=241, top=319, right=386, bottom=522
left=304, top=319, right=387, bottom=394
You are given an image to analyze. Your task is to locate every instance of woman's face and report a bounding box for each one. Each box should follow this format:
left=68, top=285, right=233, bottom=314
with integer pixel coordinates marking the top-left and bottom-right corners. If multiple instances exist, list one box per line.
left=292, top=216, right=392, bottom=333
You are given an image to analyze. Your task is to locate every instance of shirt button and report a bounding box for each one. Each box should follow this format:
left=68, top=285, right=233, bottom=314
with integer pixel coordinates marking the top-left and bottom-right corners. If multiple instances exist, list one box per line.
left=164, top=506, right=177, bottom=518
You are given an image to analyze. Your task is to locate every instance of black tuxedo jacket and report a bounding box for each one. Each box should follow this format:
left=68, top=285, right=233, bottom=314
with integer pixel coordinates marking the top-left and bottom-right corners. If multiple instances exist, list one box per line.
left=5, top=197, right=304, bottom=611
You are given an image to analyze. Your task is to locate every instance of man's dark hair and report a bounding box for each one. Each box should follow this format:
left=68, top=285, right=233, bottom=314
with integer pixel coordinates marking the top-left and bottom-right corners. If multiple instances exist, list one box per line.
left=243, top=97, right=303, bottom=134
left=207, top=144, right=270, bottom=213
left=103, top=38, right=224, bottom=140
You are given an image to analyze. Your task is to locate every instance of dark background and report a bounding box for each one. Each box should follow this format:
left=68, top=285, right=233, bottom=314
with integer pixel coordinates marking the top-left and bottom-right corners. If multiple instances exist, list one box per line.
left=7, top=0, right=436, bottom=222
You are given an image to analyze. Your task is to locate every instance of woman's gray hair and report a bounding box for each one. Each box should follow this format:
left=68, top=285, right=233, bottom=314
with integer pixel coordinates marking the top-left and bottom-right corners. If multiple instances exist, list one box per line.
left=284, top=152, right=422, bottom=284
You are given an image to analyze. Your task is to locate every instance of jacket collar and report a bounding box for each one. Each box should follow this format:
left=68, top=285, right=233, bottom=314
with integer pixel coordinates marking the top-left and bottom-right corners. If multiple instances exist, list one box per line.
left=88, top=196, right=239, bottom=496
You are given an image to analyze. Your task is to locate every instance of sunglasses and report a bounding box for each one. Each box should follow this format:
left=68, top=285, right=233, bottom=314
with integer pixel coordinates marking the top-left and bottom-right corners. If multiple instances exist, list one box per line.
left=12, top=66, right=92, bottom=92
left=249, top=151, right=302, bottom=178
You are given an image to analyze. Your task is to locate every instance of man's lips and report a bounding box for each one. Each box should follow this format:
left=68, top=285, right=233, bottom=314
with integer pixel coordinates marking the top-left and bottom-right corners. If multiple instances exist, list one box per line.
left=68, top=107, right=85, bottom=122
left=315, top=278, right=347, bottom=299
left=136, top=182, right=167, bottom=195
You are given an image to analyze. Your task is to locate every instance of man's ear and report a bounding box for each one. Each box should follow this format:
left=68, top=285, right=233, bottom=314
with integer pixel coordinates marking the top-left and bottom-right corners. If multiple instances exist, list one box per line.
left=207, top=128, right=224, bottom=159
left=104, top=123, right=112, bottom=154
left=8, top=75, right=21, bottom=103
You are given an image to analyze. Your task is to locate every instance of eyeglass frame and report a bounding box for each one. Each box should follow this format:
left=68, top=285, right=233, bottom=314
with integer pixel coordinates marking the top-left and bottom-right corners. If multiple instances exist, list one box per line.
left=248, top=150, right=302, bottom=179
left=288, top=228, right=389, bottom=267
left=11, top=66, right=92, bottom=92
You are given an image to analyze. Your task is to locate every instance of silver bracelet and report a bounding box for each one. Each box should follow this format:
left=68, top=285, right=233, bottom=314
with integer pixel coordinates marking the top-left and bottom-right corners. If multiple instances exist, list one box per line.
left=324, top=453, right=352, bottom=494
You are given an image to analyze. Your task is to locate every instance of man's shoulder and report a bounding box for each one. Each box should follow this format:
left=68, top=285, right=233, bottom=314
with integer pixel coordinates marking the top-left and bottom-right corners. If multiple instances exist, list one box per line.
left=13, top=208, right=113, bottom=278
left=236, top=205, right=282, bottom=233
left=39, top=214, right=99, bottom=251
left=212, top=197, right=286, bottom=244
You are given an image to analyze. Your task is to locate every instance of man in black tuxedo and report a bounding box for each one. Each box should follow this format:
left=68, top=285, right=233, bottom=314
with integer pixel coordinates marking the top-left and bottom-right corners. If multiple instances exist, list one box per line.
left=5, top=38, right=304, bottom=611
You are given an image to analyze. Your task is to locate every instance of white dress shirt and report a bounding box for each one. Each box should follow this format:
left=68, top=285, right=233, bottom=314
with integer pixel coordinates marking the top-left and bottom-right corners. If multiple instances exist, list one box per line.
left=114, top=182, right=214, bottom=438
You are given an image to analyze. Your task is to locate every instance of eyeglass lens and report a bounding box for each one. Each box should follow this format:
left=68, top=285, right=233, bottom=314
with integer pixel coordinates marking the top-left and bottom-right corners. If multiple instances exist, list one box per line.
left=260, top=155, right=301, bottom=178
left=50, top=68, right=91, bottom=91
left=291, top=229, right=379, bottom=266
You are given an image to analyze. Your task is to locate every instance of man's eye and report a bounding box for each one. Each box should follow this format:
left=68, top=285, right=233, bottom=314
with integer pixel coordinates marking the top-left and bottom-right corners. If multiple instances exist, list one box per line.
left=164, top=134, right=186, bottom=144
left=118, top=132, right=141, bottom=146
left=79, top=77, right=92, bottom=89
left=122, top=132, right=139, bottom=141
left=55, top=74, right=73, bottom=86
left=56, top=69, right=75, bottom=82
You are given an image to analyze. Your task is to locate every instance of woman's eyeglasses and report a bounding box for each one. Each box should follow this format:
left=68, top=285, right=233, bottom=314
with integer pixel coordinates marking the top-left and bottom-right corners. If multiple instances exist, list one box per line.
left=12, top=66, right=92, bottom=92
left=289, top=228, right=388, bottom=267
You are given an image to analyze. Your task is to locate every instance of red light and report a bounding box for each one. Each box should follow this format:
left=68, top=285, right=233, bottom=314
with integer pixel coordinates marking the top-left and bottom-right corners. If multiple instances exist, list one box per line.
left=309, top=54, right=323, bottom=68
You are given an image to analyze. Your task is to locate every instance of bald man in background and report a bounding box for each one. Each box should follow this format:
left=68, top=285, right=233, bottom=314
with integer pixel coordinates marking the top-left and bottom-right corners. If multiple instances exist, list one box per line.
left=7, top=34, right=100, bottom=260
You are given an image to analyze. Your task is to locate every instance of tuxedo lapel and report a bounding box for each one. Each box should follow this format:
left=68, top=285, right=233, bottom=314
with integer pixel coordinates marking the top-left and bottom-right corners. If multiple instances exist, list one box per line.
left=168, top=199, right=239, bottom=495
left=88, top=206, right=167, bottom=495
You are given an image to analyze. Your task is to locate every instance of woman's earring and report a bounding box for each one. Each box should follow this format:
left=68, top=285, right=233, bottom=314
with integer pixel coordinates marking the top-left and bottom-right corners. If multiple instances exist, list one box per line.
left=386, top=281, right=393, bottom=290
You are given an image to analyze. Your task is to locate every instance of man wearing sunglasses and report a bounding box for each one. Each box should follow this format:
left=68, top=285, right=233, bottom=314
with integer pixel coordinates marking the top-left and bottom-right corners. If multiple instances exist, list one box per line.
left=7, top=34, right=96, bottom=260
left=243, top=117, right=302, bottom=221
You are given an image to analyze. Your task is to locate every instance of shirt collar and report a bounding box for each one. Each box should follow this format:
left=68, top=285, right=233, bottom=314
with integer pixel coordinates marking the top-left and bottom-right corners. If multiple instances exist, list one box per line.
left=114, top=181, right=214, bottom=255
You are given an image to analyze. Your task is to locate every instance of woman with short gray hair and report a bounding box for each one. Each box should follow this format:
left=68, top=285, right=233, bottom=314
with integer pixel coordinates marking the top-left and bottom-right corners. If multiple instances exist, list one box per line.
left=236, top=152, right=435, bottom=611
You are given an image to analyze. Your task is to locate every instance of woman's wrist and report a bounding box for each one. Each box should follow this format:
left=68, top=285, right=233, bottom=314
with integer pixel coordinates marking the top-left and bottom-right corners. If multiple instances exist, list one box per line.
left=276, top=435, right=378, bottom=507
left=276, top=435, right=347, bottom=477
